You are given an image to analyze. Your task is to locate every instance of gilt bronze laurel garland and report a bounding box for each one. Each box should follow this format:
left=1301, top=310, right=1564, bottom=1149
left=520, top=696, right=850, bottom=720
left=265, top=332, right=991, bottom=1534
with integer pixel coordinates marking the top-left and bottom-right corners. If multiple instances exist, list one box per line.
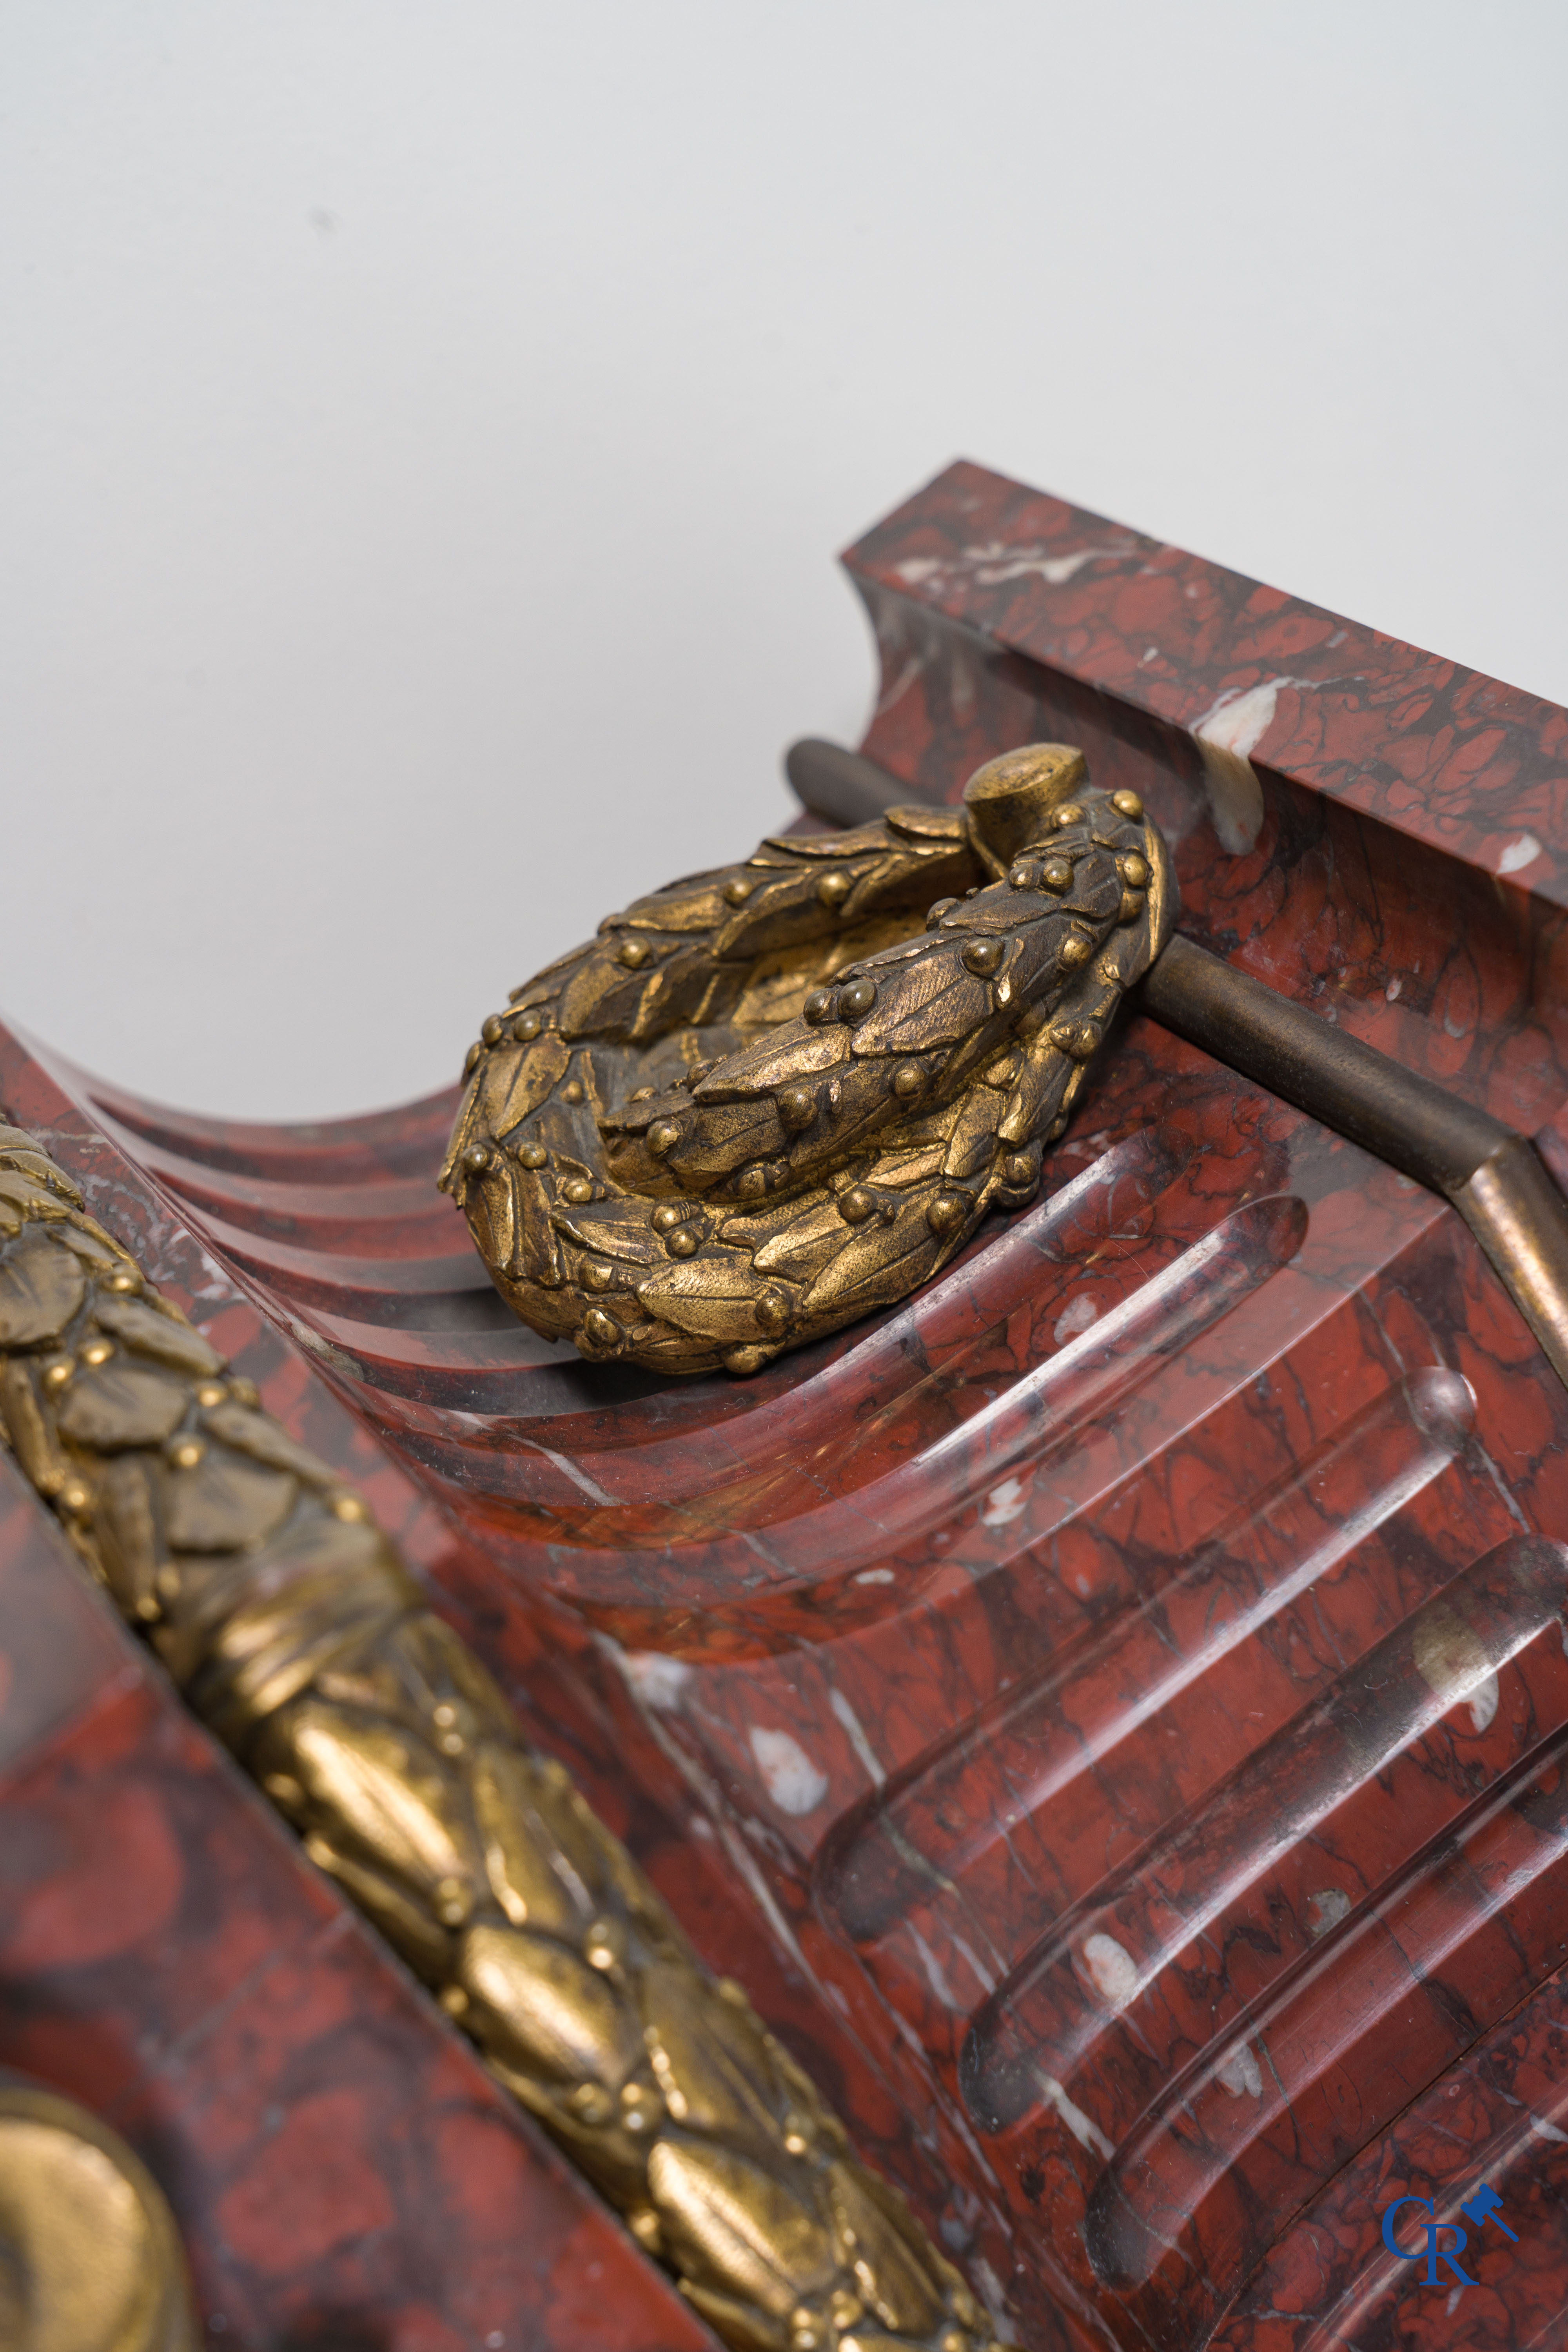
left=441, top=744, right=1174, bottom=1374
left=0, top=1120, right=1005, bottom=2352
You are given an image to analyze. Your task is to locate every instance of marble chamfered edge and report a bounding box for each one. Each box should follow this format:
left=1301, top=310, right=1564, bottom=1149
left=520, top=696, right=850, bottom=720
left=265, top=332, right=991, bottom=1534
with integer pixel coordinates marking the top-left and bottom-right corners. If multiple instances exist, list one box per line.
left=843, top=459, right=1568, bottom=915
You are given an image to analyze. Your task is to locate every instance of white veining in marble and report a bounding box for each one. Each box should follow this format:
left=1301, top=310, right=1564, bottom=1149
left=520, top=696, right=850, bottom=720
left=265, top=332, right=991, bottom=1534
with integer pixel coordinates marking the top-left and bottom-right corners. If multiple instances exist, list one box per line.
left=1305, top=1887, right=1352, bottom=1938
left=1034, top=2070, right=1115, bottom=2159
left=1082, top=1931, right=1139, bottom=2009
left=1498, top=831, right=1543, bottom=875
left=749, top=1726, right=829, bottom=1814
left=1054, top=1294, right=1099, bottom=1347
left=1190, top=679, right=1288, bottom=853
left=1215, top=2041, right=1264, bottom=2099
left=621, top=1650, right=693, bottom=1709
left=829, top=1686, right=886, bottom=1786
left=982, top=1476, right=1030, bottom=1527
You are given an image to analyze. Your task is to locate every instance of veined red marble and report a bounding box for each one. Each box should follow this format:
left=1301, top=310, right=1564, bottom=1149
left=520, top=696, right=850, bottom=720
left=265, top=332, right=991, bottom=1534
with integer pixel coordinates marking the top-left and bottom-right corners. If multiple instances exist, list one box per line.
left=0, top=1454, right=717, bottom=2352
left=4, top=462, right=1568, bottom=2350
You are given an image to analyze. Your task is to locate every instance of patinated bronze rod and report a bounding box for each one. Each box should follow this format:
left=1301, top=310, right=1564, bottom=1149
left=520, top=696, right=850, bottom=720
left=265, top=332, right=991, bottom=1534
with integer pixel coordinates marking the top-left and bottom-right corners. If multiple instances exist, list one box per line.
left=1140, top=933, right=1510, bottom=1191
left=1143, top=935, right=1568, bottom=1388
left=785, top=739, right=1568, bottom=1389
left=785, top=739, right=914, bottom=829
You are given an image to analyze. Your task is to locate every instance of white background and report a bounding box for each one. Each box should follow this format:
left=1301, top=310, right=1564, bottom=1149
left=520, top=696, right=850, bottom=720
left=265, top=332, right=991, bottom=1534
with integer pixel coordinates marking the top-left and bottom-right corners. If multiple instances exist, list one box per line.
left=3, top=2, right=1564, bottom=1119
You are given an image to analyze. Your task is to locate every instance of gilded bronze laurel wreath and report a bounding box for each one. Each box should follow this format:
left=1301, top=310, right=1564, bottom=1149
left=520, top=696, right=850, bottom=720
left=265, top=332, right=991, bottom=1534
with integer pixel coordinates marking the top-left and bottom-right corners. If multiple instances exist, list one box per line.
left=442, top=745, right=1174, bottom=1376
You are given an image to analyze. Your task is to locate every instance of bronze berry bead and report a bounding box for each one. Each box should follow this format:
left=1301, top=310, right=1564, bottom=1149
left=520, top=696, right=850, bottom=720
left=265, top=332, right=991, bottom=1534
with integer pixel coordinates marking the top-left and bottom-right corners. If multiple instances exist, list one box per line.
left=817, top=871, right=852, bottom=911
left=961, top=937, right=1006, bottom=977
left=1119, top=851, right=1150, bottom=889
left=926, top=1191, right=968, bottom=1236
left=926, top=897, right=959, bottom=928
left=1053, top=802, right=1085, bottom=828
left=1118, top=889, right=1143, bottom=925
left=1112, top=789, right=1144, bottom=819
left=802, top=988, right=835, bottom=1025
left=648, top=1120, right=680, bottom=1156
left=838, top=1186, right=875, bottom=1224
left=512, top=1008, right=542, bottom=1041
left=891, top=1060, right=925, bottom=1099
left=651, top=1203, right=683, bottom=1231
left=666, top=1226, right=699, bottom=1258
left=838, top=976, right=878, bottom=1019
left=723, top=875, right=753, bottom=904
left=581, top=1308, right=620, bottom=1350
left=481, top=1014, right=506, bottom=1047
left=517, top=1141, right=548, bottom=1169
left=755, top=1288, right=790, bottom=1333
left=617, top=937, right=652, bottom=969
left=1041, top=857, right=1074, bottom=892
left=560, top=1176, right=593, bottom=1204
left=777, top=1085, right=817, bottom=1131
left=1057, top=935, right=1093, bottom=970
left=463, top=1042, right=484, bottom=1078
left=462, top=1141, right=493, bottom=1172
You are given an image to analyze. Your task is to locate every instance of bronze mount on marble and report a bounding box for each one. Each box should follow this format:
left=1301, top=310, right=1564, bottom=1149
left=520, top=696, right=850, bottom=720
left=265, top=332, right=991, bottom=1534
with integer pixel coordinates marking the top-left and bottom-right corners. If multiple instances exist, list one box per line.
left=0, top=2074, right=195, bottom=2352
left=441, top=745, right=1173, bottom=1377
left=0, top=1120, right=1004, bottom=2352
left=444, top=733, right=1568, bottom=1391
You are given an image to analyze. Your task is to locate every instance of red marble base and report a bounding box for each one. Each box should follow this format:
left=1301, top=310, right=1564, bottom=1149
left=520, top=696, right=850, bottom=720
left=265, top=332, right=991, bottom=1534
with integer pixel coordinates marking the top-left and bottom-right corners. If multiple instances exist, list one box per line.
left=0, top=1463, right=716, bottom=2352
left=5, top=461, right=1568, bottom=2350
